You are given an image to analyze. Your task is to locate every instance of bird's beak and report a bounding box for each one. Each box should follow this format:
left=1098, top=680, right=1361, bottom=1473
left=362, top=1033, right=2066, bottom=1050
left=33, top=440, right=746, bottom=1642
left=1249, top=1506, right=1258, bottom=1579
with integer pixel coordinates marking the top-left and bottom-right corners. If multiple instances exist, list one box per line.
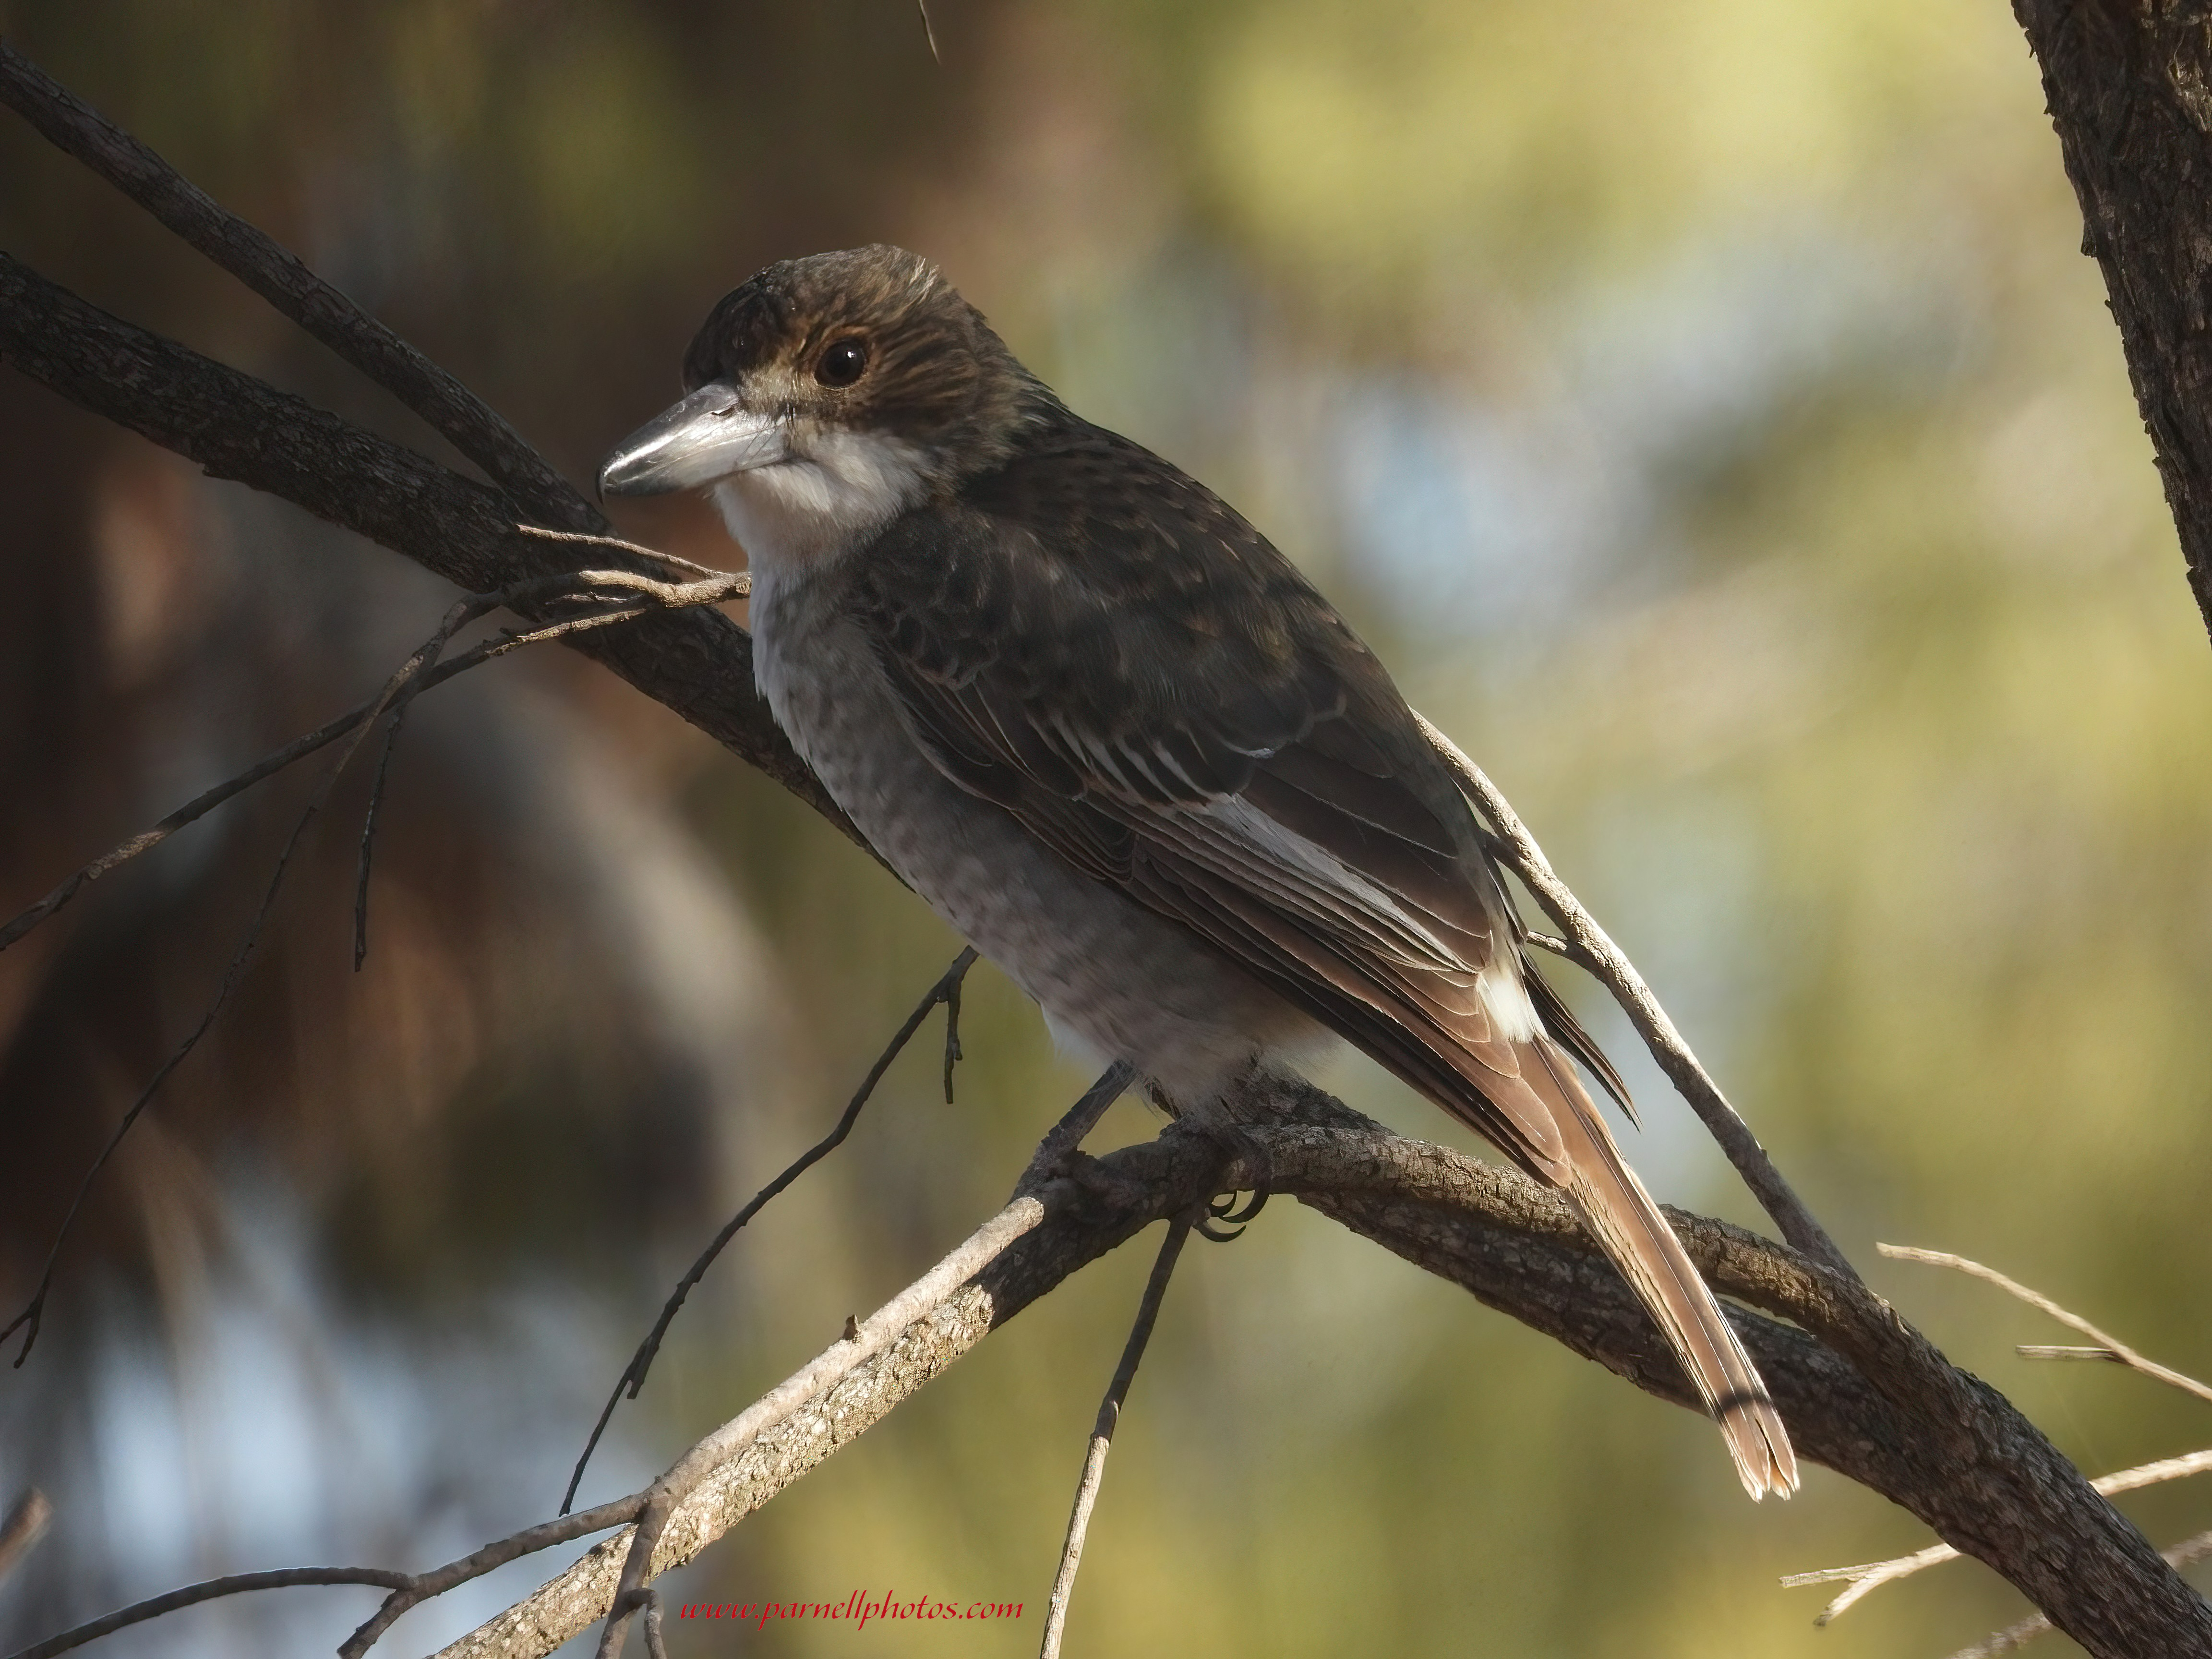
left=597, top=382, right=787, bottom=498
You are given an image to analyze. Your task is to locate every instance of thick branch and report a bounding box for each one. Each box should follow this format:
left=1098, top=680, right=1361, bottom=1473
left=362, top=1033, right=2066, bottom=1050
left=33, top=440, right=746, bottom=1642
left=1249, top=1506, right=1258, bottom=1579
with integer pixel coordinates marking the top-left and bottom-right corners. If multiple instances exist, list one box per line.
left=2011, top=1, right=2212, bottom=643
left=0, top=41, right=593, bottom=532
left=420, top=1086, right=2210, bottom=1659
left=0, top=252, right=853, bottom=842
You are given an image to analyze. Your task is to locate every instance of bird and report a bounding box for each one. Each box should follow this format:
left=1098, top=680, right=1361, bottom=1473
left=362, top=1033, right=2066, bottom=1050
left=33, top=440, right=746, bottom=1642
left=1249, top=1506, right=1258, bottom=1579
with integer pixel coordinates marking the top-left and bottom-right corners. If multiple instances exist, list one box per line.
left=598, top=244, right=1797, bottom=1500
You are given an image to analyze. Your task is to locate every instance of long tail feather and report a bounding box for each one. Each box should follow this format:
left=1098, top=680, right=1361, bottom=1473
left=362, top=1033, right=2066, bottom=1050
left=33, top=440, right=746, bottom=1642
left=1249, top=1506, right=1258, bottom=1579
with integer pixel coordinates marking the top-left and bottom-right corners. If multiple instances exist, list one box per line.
left=1525, top=1036, right=1798, bottom=1499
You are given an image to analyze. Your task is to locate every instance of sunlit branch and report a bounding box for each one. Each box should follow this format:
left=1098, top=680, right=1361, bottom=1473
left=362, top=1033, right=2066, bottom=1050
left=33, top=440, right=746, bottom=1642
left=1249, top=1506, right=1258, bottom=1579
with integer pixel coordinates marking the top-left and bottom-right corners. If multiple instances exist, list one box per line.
left=559, top=948, right=979, bottom=1515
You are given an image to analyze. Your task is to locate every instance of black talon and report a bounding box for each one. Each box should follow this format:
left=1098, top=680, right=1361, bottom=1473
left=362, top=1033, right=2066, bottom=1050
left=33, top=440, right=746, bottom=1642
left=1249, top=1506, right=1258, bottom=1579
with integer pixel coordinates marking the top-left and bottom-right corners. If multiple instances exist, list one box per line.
left=1194, top=1214, right=1247, bottom=1243
left=1210, top=1187, right=1269, bottom=1226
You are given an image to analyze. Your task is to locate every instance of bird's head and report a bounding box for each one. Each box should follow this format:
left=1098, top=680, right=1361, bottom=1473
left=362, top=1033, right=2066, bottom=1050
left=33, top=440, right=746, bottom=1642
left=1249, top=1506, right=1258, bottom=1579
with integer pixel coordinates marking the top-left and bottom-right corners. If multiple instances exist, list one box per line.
left=597, top=246, right=1048, bottom=559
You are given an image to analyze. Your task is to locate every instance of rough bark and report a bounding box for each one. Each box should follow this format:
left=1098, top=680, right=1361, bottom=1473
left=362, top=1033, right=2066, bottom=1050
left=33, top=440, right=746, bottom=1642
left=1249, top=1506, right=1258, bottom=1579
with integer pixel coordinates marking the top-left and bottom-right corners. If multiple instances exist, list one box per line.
left=2013, top=0, right=2212, bottom=643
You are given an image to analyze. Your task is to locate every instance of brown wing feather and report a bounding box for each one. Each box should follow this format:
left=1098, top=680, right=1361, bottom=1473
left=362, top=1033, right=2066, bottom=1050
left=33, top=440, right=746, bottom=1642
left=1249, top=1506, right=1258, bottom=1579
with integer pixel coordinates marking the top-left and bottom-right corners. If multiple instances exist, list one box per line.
left=855, top=413, right=1795, bottom=1496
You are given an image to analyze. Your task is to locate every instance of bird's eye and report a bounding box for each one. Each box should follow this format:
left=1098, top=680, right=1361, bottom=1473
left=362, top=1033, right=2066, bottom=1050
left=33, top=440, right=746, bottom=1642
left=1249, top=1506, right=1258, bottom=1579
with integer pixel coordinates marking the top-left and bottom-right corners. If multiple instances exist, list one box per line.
left=815, top=338, right=869, bottom=388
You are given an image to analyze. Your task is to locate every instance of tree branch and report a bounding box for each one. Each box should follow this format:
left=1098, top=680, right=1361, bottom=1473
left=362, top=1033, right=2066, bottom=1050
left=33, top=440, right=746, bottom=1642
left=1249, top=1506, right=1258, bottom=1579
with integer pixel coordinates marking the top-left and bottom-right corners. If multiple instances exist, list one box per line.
left=0, top=40, right=594, bottom=532
left=2, top=50, right=2208, bottom=1656
left=1417, top=713, right=1847, bottom=1274
left=0, top=250, right=850, bottom=841
left=2007, top=1, right=2212, bottom=646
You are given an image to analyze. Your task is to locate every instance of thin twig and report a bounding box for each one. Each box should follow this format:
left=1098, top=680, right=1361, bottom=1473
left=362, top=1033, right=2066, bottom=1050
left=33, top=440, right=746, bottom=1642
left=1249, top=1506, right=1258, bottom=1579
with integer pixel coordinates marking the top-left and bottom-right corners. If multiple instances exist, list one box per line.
left=1413, top=710, right=1851, bottom=1275
left=0, top=571, right=747, bottom=1362
left=942, top=962, right=966, bottom=1104
left=334, top=1494, right=643, bottom=1659
left=559, top=949, right=979, bottom=1515
left=0, top=1491, right=52, bottom=1590
left=1783, top=1449, right=2212, bottom=1622
left=3, top=1569, right=415, bottom=1659
left=1039, top=1216, right=1191, bottom=1659
left=916, top=0, right=942, bottom=64
left=511, top=525, right=733, bottom=581
left=0, top=566, right=749, bottom=962
left=352, top=702, right=409, bottom=971
left=0, top=1495, right=643, bottom=1659
left=1882, top=1245, right=2212, bottom=1407
left=0, top=42, right=595, bottom=530
left=1016, top=1063, right=1136, bottom=1195
left=1942, top=1529, right=2212, bottom=1659
left=0, top=706, right=365, bottom=955
left=589, top=1063, right=1145, bottom=1659
left=0, top=792, right=322, bottom=1365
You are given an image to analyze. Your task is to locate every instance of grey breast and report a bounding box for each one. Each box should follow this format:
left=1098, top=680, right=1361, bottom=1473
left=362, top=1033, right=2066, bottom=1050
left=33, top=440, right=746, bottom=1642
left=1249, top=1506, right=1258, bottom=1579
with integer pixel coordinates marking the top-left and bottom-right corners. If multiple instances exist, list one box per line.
left=748, top=565, right=1319, bottom=1104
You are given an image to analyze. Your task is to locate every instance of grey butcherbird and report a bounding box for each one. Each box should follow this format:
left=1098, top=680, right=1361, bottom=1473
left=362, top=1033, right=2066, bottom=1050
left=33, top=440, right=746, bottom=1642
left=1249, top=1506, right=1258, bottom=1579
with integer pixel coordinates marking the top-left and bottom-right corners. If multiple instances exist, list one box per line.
left=599, top=244, right=1797, bottom=1499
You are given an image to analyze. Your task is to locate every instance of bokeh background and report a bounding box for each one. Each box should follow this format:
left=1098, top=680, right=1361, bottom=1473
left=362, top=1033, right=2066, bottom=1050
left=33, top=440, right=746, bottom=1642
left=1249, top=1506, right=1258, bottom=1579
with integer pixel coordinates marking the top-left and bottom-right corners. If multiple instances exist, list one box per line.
left=2, top=1, right=2209, bottom=1654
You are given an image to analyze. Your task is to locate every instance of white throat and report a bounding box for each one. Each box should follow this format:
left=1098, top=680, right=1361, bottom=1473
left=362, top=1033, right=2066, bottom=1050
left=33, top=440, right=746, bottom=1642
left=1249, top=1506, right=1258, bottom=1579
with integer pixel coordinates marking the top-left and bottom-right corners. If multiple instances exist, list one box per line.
left=711, top=427, right=930, bottom=577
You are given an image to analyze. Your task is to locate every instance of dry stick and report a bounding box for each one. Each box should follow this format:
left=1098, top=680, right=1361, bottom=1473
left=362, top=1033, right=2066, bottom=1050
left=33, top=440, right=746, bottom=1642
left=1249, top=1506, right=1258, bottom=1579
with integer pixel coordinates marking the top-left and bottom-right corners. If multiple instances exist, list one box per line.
left=0, top=1495, right=644, bottom=1659
left=0, top=571, right=749, bottom=1364
left=1038, top=1217, right=1192, bottom=1659
left=352, top=700, right=411, bottom=971
left=334, top=1496, right=644, bottom=1659
left=0, top=1491, right=52, bottom=1590
left=1783, top=1249, right=2212, bottom=1626
left=589, top=1065, right=1136, bottom=1659
left=1413, top=711, right=1851, bottom=1275
left=1017, top=1062, right=1138, bottom=1196
left=1945, top=1529, right=2212, bottom=1659
left=558, top=948, right=980, bottom=1516
left=2, top=1570, right=416, bottom=1659
left=1783, top=1449, right=2212, bottom=1623
left=0, top=42, right=595, bottom=532
left=0, top=788, right=322, bottom=1365
left=1882, top=1244, right=2212, bottom=1407
left=0, top=566, right=750, bottom=962
left=511, top=526, right=733, bottom=582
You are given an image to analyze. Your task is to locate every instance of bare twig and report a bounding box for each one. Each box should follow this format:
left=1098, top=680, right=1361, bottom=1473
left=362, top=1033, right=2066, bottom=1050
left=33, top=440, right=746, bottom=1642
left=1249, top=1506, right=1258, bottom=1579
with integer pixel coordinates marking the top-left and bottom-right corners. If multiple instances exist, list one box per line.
left=0, top=1494, right=643, bottom=1659
left=0, top=791, right=323, bottom=1365
left=0, top=41, right=595, bottom=531
left=1015, top=1062, right=1137, bottom=1194
left=0, top=1491, right=52, bottom=1590
left=589, top=1064, right=1142, bottom=1658
left=510, top=525, right=733, bottom=581
left=1, top=1569, right=416, bottom=1659
left=351, top=701, right=409, bottom=971
left=916, top=0, right=942, bottom=64
left=1783, top=1449, right=2212, bottom=1622
left=1039, top=1217, right=1191, bottom=1659
left=590, top=1205, right=1057, bottom=1657
left=0, top=568, right=748, bottom=1363
left=942, top=962, right=966, bottom=1103
left=0, top=705, right=366, bottom=955
left=333, top=1494, right=644, bottom=1659
left=559, top=949, right=980, bottom=1515
left=0, top=565, right=749, bottom=962
left=1944, top=1529, right=2212, bottom=1659
left=1882, top=1245, right=2212, bottom=1407
left=1413, top=711, right=1851, bottom=1274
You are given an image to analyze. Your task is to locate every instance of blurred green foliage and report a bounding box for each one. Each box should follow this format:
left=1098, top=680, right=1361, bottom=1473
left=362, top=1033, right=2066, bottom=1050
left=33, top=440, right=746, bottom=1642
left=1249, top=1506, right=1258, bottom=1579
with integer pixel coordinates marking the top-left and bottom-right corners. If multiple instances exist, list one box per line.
left=4, top=1, right=2210, bottom=1654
